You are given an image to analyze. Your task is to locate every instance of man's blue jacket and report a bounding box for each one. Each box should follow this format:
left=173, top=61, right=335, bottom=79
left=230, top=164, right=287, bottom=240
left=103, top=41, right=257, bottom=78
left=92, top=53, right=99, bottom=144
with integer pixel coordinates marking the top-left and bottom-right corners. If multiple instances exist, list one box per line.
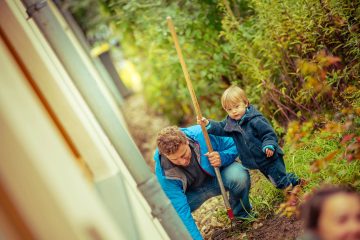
left=153, top=125, right=238, bottom=240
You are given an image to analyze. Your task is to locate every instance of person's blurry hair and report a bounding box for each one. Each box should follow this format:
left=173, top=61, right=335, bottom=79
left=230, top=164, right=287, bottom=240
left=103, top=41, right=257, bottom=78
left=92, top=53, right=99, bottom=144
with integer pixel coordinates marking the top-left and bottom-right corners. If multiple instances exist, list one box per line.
left=301, top=185, right=359, bottom=230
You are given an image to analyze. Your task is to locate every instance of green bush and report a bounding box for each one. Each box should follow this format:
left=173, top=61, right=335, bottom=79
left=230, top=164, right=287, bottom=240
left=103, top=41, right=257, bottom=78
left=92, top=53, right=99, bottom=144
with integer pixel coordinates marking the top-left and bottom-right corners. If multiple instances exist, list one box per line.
left=250, top=115, right=360, bottom=217
left=70, top=0, right=359, bottom=125
left=69, top=0, right=360, bottom=221
left=220, top=0, right=360, bottom=125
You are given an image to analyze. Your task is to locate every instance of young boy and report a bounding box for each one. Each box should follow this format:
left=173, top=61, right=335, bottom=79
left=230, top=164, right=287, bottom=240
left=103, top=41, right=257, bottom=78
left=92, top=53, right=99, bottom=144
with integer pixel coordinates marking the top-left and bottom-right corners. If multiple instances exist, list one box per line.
left=198, top=85, right=301, bottom=189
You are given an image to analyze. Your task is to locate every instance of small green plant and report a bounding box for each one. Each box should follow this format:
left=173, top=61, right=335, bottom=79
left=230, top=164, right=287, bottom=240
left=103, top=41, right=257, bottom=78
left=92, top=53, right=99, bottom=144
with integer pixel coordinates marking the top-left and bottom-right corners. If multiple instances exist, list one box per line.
left=248, top=108, right=359, bottom=218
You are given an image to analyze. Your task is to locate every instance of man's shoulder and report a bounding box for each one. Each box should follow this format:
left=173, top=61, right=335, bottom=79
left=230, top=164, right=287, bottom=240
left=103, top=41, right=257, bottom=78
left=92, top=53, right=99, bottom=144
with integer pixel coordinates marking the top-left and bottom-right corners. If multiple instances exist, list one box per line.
left=153, top=148, right=160, bottom=161
left=181, top=125, right=233, bottom=148
left=181, top=125, right=202, bottom=138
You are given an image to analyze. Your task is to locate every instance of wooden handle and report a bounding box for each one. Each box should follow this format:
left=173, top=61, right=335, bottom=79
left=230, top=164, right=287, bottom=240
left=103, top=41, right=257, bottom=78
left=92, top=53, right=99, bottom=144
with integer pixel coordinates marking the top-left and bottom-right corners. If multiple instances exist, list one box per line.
left=166, top=18, right=202, bottom=116
left=166, top=17, right=233, bottom=214
left=166, top=16, right=214, bottom=151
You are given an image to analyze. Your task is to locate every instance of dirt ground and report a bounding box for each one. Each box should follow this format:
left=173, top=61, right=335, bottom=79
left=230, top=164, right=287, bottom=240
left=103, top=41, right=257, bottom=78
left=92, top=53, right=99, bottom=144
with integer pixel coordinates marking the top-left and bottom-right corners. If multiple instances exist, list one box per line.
left=122, top=93, right=303, bottom=240
left=209, top=214, right=303, bottom=240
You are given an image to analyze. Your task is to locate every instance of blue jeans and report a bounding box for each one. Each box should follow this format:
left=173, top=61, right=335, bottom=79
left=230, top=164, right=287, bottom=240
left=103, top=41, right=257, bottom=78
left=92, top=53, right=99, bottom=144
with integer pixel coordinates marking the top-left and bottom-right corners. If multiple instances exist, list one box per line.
left=259, top=156, right=299, bottom=189
left=186, top=161, right=252, bottom=218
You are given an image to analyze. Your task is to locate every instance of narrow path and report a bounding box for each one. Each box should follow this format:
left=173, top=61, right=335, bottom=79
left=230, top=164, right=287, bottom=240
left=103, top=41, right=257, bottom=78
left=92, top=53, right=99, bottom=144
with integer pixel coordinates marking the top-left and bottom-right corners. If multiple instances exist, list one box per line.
left=122, top=93, right=169, bottom=171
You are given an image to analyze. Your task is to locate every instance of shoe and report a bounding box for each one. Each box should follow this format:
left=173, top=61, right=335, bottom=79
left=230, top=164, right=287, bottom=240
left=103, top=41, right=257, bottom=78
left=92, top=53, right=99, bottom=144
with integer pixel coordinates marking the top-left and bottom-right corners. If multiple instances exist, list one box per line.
left=285, top=178, right=308, bottom=195
left=298, top=178, right=309, bottom=187
left=232, top=217, right=243, bottom=226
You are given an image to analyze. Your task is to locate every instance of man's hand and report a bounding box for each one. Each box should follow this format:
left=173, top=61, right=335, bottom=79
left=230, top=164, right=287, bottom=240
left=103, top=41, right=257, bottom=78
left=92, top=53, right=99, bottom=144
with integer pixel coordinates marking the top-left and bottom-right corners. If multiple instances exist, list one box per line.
left=196, top=116, right=209, bottom=126
left=265, top=148, right=274, bottom=158
left=204, top=151, right=221, bottom=167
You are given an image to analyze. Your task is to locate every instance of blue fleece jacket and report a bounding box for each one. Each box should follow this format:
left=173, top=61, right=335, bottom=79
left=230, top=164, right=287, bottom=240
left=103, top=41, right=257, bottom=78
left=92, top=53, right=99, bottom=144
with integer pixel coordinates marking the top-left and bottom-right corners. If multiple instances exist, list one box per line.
left=154, top=125, right=238, bottom=240
left=207, top=105, right=284, bottom=170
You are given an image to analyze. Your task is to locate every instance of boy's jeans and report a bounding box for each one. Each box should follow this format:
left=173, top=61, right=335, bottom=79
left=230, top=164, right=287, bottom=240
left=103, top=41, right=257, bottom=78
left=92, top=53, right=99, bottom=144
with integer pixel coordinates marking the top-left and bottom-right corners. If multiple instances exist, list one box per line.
left=186, top=161, right=252, bottom=218
left=260, top=156, right=299, bottom=189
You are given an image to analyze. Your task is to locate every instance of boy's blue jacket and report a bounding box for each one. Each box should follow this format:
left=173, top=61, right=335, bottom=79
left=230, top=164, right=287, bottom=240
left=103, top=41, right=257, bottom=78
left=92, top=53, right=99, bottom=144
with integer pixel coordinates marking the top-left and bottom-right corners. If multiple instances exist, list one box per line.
left=153, top=125, right=238, bottom=240
left=208, top=105, right=284, bottom=170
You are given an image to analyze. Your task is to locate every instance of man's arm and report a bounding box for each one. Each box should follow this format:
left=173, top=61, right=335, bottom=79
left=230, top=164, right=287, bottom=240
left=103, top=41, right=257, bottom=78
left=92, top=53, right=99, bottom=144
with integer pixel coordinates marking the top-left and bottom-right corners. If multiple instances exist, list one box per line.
left=158, top=178, right=203, bottom=240
left=154, top=150, right=202, bottom=239
left=209, top=135, right=238, bottom=167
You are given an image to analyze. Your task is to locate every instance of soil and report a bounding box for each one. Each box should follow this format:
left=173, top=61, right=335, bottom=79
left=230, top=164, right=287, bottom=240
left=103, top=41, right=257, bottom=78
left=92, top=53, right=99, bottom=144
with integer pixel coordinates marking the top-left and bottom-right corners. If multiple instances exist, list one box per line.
left=245, top=215, right=303, bottom=240
left=191, top=195, right=303, bottom=240
left=122, top=93, right=304, bottom=240
left=209, top=214, right=303, bottom=240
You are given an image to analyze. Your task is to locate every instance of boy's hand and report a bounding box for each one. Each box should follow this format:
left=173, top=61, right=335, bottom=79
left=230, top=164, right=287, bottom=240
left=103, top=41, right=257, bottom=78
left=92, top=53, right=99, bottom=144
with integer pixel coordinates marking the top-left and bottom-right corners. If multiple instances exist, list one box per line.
left=265, top=148, right=274, bottom=158
left=197, top=116, right=209, bottom=126
left=204, top=151, right=221, bottom=167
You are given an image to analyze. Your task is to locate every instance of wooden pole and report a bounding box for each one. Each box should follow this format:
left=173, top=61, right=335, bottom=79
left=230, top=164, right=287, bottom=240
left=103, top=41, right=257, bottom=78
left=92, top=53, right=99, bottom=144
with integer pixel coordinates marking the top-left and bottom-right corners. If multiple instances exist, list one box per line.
left=166, top=16, right=234, bottom=221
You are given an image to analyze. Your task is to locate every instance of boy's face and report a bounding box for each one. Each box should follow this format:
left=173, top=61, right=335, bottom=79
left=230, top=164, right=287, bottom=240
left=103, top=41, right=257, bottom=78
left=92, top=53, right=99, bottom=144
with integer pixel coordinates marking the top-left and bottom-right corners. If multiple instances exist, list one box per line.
left=224, top=101, right=248, bottom=120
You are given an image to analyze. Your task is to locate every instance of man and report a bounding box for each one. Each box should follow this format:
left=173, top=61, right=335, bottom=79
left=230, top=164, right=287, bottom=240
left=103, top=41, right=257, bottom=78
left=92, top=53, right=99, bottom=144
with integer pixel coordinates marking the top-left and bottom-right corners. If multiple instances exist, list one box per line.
left=154, top=125, right=252, bottom=240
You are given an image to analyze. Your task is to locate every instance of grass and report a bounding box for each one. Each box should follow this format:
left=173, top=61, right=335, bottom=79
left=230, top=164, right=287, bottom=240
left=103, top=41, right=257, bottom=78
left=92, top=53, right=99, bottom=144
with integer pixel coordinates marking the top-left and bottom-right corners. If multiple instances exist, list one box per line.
left=250, top=116, right=360, bottom=218
left=210, top=114, right=359, bottom=239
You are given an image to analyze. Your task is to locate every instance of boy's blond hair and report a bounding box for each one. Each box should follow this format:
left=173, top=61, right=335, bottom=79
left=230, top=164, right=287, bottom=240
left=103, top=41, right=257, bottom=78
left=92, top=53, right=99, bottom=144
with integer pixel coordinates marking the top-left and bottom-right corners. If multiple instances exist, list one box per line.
left=156, top=126, right=188, bottom=155
left=221, top=85, right=249, bottom=110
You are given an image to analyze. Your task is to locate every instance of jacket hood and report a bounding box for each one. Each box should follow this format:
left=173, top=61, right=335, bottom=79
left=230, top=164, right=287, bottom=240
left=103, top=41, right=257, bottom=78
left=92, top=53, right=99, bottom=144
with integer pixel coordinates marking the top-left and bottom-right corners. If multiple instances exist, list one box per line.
left=224, top=105, right=262, bottom=132
left=242, top=105, right=262, bottom=123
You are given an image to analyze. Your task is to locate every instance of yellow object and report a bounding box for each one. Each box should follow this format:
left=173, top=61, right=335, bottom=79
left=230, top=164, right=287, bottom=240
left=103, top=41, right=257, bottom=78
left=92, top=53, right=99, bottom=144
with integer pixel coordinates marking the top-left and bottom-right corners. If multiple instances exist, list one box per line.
left=117, top=60, right=142, bottom=92
left=91, top=43, right=110, bottom=57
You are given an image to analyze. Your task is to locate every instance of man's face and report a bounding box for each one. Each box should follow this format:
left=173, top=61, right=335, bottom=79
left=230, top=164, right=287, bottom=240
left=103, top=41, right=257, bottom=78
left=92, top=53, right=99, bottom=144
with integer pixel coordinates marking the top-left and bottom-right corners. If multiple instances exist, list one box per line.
left=165, top=141, right=191, bottom=167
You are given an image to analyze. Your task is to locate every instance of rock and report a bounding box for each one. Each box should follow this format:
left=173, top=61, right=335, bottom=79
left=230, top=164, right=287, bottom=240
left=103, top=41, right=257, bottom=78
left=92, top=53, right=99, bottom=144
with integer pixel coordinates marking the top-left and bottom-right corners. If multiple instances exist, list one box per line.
left=200, top=212, right=213, bottom=225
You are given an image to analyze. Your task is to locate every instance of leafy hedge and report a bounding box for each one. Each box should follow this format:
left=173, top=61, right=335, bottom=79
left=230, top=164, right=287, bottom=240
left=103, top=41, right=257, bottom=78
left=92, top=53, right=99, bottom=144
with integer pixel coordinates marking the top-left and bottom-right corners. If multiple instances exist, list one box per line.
left=69, top=0, right=360, bottom=220
left=92, top=0, right=359, bottom=127
left=94, top=1, right=232, bottom=124
left=69, top=0, right=359, bottom=127
left=222, top=0, right=360, bottom=126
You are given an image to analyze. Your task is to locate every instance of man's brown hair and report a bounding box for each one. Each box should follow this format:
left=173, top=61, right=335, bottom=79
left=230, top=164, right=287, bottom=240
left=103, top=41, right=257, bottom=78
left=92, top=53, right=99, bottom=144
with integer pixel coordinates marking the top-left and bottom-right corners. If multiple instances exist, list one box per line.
left=156, top=126, right=188, bottom=155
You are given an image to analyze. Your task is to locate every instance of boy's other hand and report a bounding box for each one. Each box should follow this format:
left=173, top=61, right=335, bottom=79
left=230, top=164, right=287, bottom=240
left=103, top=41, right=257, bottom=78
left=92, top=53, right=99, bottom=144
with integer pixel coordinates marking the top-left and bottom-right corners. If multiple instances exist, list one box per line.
left=197, top=116, right=209, bottom=126
left=204, top=151, right=221, bottom=167
left=265, top=148, right=274, bottom=158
